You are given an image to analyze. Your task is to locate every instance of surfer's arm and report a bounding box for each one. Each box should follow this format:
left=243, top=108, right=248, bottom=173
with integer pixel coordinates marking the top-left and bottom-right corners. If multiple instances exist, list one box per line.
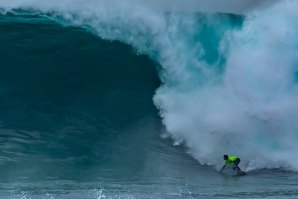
left=219, top=164, right=226, bottom=173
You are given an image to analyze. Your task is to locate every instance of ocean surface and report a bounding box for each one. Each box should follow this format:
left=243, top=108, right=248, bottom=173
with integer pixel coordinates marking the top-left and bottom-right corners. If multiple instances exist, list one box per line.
left=1, top=1, right=298, bottom=198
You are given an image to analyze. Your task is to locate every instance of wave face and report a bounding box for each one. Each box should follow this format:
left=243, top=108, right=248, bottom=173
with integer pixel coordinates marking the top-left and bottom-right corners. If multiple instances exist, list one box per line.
left=0, top=12, right=163, bottom=180
left=1, top=0, right=298, bottom=172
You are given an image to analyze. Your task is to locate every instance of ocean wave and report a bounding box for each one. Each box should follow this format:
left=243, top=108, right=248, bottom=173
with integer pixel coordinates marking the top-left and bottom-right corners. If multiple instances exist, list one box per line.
left=1, top=0, right=298, bottom=171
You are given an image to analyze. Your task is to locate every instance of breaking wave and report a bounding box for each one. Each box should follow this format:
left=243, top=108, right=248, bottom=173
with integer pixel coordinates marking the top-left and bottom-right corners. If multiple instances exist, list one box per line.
left=1, top=0, right=298, bottom=171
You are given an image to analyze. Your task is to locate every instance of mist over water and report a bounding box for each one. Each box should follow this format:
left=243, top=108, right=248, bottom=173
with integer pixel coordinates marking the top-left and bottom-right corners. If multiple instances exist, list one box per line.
left=0, top=0, right=298, bottom=174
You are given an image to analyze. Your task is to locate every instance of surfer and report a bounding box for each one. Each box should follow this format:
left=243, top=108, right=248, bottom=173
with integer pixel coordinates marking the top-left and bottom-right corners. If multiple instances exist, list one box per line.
left=219, top=155, right=242, bottom=173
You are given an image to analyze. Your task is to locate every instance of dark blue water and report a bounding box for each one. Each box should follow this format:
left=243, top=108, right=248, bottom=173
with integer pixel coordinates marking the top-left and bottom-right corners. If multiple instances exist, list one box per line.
left=0, top=12, right=162, bottom=179
left=0, top=12, right=298, bottom=199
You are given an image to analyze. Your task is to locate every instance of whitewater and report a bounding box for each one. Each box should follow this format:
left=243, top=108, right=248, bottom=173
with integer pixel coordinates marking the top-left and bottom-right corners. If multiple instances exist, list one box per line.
left=0, top=0, right=298, bottom=198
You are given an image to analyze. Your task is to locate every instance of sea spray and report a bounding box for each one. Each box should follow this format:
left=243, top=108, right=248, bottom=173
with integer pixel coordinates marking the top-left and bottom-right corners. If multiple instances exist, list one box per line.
left=155, top=0, right=298, bottom=171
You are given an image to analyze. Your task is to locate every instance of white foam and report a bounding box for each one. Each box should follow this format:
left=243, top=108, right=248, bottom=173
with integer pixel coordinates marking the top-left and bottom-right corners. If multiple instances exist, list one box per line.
left=155, top=0, right=298, bottom=171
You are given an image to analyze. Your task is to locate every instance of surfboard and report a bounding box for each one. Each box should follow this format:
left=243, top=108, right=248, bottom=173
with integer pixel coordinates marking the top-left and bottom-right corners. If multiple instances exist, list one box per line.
left=236, top=170, right=247, bottom=176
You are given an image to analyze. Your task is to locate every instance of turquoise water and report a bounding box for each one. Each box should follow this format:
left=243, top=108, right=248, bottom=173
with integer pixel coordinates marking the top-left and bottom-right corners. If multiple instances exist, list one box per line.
left=1, top=4, right=298, bottom=198
left=0, top=12, right=161, bottom=180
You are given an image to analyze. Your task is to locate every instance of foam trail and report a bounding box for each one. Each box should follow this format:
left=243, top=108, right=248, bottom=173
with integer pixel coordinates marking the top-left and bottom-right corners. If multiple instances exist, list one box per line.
left=1, top=0, right=298, bottom=171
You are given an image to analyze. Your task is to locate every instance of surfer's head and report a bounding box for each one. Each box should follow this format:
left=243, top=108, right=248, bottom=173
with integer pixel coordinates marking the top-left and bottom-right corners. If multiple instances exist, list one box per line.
left=223, top=155, right=228, bottom=160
